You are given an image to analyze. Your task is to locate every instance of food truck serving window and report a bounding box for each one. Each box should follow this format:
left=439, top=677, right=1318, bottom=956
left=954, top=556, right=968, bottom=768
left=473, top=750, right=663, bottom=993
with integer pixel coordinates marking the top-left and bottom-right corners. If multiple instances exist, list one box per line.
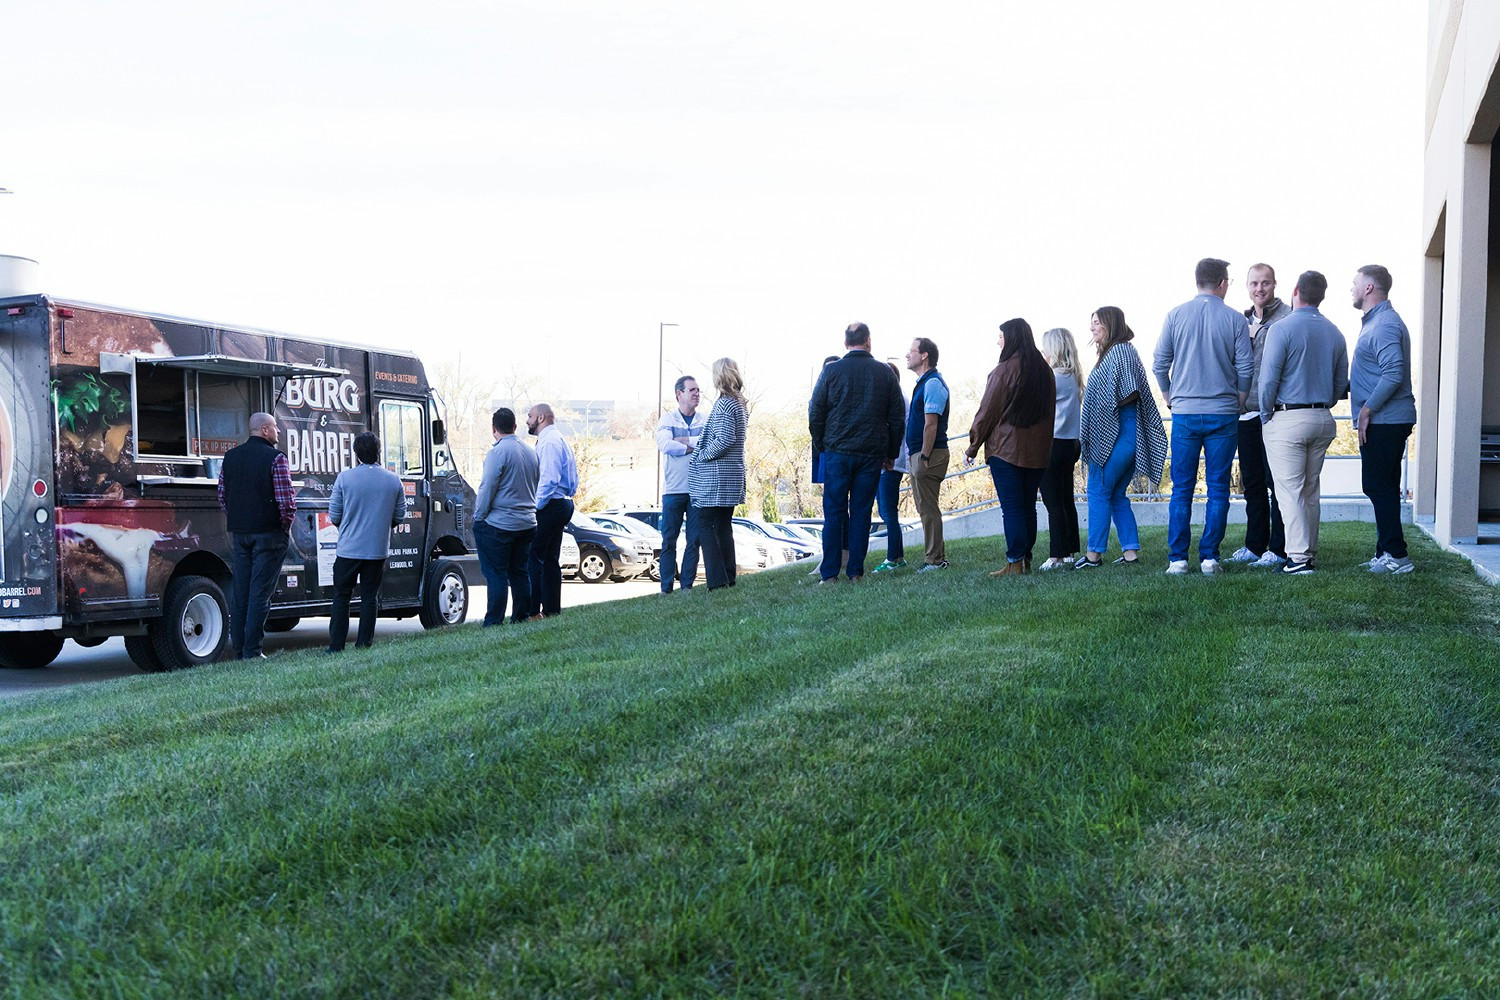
left=99, top=353, right=350, bottom=468
left=380, top=400, right=425, bottom=478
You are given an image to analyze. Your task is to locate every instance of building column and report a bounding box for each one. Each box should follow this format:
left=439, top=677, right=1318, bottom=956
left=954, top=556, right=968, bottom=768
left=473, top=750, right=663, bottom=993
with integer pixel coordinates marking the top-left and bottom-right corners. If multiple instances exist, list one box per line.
left=1435, top=141, right=1490, bottom=544
left=1415, top=249, right=1443, bottom=520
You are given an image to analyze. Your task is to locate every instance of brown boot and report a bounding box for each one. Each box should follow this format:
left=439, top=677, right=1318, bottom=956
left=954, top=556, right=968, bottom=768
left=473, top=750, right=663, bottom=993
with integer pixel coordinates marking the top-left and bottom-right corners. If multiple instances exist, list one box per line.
left=988, top=560, right=1025, bottom=578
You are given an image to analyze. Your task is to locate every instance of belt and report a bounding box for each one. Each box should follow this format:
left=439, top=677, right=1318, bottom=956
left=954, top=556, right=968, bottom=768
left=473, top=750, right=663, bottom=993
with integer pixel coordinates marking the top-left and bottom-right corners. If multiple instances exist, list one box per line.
left=1273, top=403, right=1329, bottom=411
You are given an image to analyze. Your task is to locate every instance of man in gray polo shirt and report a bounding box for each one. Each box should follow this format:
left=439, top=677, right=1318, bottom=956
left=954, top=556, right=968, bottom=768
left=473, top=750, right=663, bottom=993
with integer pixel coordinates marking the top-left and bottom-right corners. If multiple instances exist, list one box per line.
left=1154, top=257, right=1254, bottom=575
left=327, top=431, right=409, bottom=652
left=1349, top=264, right=1418, bottom=574
left=1258, top=271, right=1350, bottom=575
left=474, top=407, right=540, bottom=625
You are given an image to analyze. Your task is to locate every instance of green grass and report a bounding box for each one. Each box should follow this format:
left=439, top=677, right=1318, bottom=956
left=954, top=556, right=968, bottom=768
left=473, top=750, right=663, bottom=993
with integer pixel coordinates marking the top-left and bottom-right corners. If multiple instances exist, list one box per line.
left=2, top=523, right=1498, bottom=998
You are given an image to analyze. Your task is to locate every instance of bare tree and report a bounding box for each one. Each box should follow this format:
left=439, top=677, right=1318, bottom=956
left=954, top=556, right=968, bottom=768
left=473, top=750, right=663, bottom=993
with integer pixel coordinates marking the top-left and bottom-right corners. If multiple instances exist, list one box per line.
left=427, top=352, right=498, bottom=480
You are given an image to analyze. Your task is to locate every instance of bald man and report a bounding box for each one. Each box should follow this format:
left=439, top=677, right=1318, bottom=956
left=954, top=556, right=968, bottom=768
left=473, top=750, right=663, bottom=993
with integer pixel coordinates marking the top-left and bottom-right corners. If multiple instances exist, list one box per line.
left=218, top=411, right=296, bottom=659
left=526, top=403, right=578, bottom=617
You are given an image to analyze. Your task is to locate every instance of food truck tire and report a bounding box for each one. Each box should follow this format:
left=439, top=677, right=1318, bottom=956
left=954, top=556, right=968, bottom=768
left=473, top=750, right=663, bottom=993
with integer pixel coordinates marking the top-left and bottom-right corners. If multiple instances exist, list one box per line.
left=151, top=575, right=230, bottom=670
left=125, top=635, right=168, bottom=673
left=0, top=632, right=65, bottom=669
left=419, top=558, right=469, bottom=629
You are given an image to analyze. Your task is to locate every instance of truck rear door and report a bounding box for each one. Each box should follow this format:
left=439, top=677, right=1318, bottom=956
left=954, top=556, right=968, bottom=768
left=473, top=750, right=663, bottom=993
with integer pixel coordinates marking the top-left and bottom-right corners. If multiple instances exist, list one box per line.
left=0, top=298, right=60, bottom=623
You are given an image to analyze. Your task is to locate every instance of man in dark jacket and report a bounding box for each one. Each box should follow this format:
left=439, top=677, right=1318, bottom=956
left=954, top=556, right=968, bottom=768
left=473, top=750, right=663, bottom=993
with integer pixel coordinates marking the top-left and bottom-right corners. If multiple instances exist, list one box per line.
left=809, top=322, right=904, bottom=583
left=218, top=411, right=296, bottom=659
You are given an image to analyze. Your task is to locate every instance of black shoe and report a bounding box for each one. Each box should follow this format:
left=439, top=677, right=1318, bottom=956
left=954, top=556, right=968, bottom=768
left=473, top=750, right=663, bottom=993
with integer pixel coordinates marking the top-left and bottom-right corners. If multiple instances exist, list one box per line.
left=1074, top=556, right=1103, bottom=569
left=1112, top=555, right=1140, bottom=566
left=1280, top=560, right=1315, bottom=575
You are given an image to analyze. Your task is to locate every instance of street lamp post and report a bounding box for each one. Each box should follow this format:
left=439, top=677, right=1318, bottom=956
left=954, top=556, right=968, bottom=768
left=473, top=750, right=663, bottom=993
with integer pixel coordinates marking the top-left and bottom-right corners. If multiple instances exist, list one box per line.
left=656, top=322, right=678, bottom=504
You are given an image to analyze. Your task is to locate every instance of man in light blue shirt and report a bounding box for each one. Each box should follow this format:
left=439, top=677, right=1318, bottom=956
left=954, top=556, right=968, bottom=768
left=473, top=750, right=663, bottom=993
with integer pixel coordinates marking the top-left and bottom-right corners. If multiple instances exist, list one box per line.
left=655, top=375, right=704, bottom=592
left=1349, top=265, right=1417, bottom=574
left=1154, top=257, right=1254, bottom=575
left=327, top=431, right=409, bottom=652
left=1257, top=271, right=1350, bottom=575
left=473, top=407, right=539, bottom=625
left=526, top=403, right=579, bottom=616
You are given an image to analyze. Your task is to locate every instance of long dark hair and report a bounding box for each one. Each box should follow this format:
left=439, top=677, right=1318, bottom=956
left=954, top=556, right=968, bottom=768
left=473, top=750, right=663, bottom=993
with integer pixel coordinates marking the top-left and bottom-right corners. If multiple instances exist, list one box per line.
left=1093, top=306, right=1135, bottom=359
left=997, top=317, right=1053, bottom=429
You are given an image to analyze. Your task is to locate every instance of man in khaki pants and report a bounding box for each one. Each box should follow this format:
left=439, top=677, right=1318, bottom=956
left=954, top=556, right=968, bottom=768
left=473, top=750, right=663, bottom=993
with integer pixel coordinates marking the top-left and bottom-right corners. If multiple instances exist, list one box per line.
left=1257, top=270, right=1350, bottom=575
left=904, top=337, right=952, bottom=572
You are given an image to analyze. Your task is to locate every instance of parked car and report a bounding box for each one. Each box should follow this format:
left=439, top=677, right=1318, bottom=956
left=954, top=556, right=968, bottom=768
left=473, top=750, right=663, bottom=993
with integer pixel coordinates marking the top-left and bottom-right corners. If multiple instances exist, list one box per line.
left=564, top=512, right=654, bottom=583
left=560, top=532, right=580, bottom=577
left=732, top=518, right=817, bottom=561
left=591, top=511, right=663, bottom=582
left=614, top=507, right=779, bottom=576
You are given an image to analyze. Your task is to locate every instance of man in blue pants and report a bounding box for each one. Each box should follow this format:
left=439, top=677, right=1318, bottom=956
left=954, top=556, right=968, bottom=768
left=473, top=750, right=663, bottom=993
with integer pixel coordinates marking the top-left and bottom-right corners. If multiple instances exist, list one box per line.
left=1153, top=258, right=1254, bottom=576
left=808, top=322, right=905, bottom=584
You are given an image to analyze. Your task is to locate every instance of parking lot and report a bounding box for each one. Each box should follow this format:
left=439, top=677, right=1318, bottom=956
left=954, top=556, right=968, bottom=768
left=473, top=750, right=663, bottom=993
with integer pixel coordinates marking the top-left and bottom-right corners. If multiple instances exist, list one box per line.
left=0, top=577, right=661, bottom=699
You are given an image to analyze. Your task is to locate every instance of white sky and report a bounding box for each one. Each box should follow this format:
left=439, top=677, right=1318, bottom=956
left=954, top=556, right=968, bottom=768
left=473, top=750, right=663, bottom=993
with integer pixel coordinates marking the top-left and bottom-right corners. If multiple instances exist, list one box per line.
left=3, top=0, right=1427, bottom=411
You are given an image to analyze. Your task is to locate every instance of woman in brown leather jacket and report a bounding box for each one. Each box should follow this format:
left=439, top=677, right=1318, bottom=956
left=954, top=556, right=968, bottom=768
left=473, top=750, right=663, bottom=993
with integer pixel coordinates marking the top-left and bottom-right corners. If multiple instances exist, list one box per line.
left=965, top=318, right=1056, bottom=576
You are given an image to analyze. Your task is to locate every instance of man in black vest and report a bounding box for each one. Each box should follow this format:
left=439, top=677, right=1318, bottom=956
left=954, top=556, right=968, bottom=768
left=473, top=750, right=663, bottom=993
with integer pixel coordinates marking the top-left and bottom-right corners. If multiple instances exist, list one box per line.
left=217, top=411, right=296, bottom=659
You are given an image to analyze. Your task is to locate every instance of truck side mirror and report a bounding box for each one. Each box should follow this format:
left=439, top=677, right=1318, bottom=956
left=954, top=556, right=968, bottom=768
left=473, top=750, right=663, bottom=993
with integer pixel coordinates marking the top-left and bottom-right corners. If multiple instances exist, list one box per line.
left=431, top=419, right=446, bottom=445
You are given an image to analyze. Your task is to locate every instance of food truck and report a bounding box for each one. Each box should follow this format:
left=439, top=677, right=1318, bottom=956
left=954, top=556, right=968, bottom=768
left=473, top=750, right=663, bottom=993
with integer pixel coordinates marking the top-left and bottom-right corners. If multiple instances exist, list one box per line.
left=0, top=293, right=479, bottom=671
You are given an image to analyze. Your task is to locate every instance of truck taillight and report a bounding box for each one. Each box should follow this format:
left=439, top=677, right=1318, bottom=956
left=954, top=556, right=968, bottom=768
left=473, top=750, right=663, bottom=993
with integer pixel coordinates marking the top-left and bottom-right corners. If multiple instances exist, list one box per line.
left=32, top=479, right=46, bottom=498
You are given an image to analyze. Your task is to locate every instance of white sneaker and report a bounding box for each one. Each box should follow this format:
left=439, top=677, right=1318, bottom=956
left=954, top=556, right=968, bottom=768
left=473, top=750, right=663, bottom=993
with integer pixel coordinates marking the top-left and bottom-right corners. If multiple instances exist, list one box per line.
left=1369, top=554, right=1414, bottom=575
left=1226, top=546, right=1258, bottom=564
left=1252, top=551, right=1287, bottom=568
left=1166, top=560, right=1189, bottom=575
left=1201, top=558, right=1222, bottom=575
left=1038, top=557, right=1070, bottom=571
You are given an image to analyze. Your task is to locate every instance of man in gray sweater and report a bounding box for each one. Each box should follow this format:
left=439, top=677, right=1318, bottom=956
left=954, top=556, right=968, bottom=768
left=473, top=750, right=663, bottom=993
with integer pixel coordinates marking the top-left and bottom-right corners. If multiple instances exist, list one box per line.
left=1154, top=257, right=1254, bottom=576
left=327, top=432, right=409, bottom=652
left=473, top=407, right=540, bottom=625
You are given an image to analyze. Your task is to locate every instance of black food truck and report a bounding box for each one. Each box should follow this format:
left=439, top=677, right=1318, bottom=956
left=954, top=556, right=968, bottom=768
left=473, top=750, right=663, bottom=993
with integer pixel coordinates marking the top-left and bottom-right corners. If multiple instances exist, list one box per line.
left=0, top=294, right=479, bottom=671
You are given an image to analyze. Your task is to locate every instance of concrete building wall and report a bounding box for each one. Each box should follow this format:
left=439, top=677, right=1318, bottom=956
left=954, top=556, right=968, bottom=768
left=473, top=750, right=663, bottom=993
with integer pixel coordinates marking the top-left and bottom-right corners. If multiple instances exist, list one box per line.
left=1422, top=0, right=1500, bottom=542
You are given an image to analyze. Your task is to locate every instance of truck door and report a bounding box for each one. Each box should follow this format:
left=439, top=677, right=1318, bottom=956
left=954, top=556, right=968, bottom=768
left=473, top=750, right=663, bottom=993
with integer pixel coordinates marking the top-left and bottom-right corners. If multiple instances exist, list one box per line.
left=375, top=397, right=428, bottom=604
left=0, top=300, right=59, bottom=623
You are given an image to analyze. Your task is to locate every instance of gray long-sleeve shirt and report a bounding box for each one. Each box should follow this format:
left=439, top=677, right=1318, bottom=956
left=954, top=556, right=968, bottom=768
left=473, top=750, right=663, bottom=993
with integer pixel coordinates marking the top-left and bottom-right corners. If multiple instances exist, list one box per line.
left=1257, top=306, right=1350, bottom=422
left=1350, top=300, right=1417, bottom=425
left=1153, top=294, right=1254, bottom=415
left=474, top=434, right=539, bottom=531
left=329, top=462, right=409, bottom=560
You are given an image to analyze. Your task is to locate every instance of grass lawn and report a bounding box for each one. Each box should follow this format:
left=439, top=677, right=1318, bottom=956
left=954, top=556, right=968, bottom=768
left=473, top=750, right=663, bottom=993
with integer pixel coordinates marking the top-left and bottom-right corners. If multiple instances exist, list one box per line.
left=2, top=522, right=1498, bottom=998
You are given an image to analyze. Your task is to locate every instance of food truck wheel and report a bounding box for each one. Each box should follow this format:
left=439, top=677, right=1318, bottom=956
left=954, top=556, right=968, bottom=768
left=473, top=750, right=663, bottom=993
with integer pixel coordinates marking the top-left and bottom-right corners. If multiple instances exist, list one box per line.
left=151, top=575, right=230, bottom=670
left=0, top=632, right=65, bottom=669
left=419, top=558, right=469, bottom=629
left=125, top=635, right=168, bottom=673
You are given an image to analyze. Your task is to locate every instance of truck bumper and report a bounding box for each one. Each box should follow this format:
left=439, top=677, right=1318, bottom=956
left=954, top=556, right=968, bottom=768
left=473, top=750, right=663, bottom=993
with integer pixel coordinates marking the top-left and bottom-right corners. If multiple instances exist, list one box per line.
left=0, top=617, right=63, bottom=631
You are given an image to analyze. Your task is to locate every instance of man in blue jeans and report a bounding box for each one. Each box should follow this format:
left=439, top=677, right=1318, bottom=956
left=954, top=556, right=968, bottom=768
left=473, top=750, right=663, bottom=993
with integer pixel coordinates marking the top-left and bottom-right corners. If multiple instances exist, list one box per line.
left=808, top=322, right=905, bottom=583
left=1153, top=258, right=1254, bottom=575
left=472, top=408, right=539, bottom=625
left=654, top=375, right=703, bottom=592
left=218, top=412, right=296, bottom=659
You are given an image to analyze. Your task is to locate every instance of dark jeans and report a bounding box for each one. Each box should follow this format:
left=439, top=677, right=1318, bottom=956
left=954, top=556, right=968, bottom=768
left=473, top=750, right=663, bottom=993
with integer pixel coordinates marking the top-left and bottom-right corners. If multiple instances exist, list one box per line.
left=988, top=457, right=1046, bottom=564
left=328, top=556, right=387, bottom=651
left=475, top=521, right=534, bottom=625
left=1237, top=418, right=1286, bottom=557
left=659, top=492, right=700, bottom=592
left=1038, top=438, right=1080, bottom=559
left=528, top=497, right=573, bottom=616
left=1361, top=422, right=1412, bottom=559
left=876, top=469, right=905, bottom=562
left=229, top=530, right=288, bottom=659
left=696, top=505, right=737, bottom=590
left=819, top=451, right=882, bottom=580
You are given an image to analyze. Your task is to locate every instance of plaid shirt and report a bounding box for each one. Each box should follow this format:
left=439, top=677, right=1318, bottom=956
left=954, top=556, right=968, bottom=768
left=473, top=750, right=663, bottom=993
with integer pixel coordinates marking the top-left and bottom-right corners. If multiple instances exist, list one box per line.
left=218, top=449, right=297, bottom=531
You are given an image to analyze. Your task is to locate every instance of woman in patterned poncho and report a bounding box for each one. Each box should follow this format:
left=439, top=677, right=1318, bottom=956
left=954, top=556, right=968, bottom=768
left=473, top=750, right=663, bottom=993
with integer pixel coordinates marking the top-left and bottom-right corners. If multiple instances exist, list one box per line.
left=1076, top=306, right=1168, bottom=568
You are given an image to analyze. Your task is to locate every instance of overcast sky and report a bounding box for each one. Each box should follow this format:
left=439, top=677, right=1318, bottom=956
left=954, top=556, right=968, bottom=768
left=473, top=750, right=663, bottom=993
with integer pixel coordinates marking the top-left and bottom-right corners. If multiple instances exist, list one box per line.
left=3, top=0, right=1426, bottom=411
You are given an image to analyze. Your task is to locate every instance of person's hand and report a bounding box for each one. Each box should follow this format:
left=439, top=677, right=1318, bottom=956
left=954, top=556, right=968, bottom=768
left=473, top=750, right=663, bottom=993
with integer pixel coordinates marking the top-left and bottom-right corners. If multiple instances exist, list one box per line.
left=882, top=459, right=894, bottom=472
left=964, top=447, right=977, bottom=467
left=1357, top=405, right=1371, bottom=446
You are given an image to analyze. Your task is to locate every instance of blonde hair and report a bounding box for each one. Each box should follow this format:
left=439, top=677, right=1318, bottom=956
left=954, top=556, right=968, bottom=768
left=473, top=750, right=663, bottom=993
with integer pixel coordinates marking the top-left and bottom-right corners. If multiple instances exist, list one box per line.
left=712, top=357, right=747, bottom=407
left=1041, top=327, right=1082, bottom=377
